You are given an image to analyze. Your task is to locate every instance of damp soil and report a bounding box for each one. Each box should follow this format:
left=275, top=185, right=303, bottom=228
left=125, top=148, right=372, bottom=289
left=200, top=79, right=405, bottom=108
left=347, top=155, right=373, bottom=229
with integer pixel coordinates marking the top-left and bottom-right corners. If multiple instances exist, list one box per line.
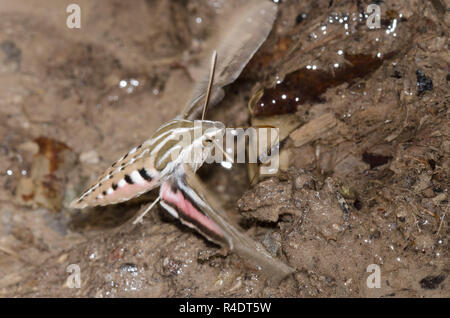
left=0, top=0, right=448, bottom=297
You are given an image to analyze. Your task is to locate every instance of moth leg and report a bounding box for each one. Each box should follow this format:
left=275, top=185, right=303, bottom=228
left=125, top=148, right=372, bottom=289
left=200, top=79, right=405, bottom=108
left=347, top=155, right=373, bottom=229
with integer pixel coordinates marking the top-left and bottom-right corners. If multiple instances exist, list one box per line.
left=133, top=196, right=161, bottom=224
left=159, top=165, right=294, bottom=283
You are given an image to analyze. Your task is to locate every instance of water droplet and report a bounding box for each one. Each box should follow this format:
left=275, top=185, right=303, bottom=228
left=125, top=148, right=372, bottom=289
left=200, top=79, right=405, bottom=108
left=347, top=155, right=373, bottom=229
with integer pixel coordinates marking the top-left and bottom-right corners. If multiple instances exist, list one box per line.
left=221, top=161, right=232, bottom=169
left=119, top=80, right=127, bottom=88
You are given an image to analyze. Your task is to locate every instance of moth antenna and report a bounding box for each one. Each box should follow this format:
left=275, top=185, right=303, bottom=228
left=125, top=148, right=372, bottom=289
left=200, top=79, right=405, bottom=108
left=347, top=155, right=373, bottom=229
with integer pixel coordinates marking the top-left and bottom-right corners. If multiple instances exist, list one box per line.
left=202, top=50, right=217, bottom=120
left=213, top=139, right=233, bottom=163
left=248, top=166, right=260, bottom=188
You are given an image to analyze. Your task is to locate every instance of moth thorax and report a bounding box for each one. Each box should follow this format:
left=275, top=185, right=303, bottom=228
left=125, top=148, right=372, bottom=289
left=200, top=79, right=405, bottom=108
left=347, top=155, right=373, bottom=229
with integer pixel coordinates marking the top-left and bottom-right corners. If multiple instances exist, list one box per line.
left=153, top=120, right=225, bottom=172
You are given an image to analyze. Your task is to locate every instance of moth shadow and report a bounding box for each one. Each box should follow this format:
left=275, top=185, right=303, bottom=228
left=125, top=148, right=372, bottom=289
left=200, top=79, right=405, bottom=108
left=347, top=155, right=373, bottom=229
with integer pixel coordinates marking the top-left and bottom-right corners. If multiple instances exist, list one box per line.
left=68, top=191, right=158, bottom=233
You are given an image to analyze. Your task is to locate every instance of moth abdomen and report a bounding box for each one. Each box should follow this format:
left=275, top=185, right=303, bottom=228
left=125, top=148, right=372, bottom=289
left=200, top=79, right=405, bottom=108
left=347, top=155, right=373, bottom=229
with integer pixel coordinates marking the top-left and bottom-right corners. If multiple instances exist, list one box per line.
left=70, top=156, right=160, bottom=209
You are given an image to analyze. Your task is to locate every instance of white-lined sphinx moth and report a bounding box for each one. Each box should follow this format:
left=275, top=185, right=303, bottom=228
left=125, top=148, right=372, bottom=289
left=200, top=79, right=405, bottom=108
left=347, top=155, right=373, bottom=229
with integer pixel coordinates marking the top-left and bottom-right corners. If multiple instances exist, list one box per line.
left=70, top=0, right=293, bottom=282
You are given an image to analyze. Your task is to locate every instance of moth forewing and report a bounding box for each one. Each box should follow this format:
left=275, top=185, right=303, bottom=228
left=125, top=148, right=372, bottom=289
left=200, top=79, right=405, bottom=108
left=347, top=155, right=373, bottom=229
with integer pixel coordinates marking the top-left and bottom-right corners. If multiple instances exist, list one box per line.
left=163, top=164, right=294, bottom=283
left=182, top=0, right=278, bottom=120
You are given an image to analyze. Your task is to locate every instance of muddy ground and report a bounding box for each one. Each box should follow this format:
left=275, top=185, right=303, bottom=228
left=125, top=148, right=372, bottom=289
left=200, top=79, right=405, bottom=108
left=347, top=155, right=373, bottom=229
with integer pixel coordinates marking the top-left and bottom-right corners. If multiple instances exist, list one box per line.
left=0, top=0, right=448, bottom=297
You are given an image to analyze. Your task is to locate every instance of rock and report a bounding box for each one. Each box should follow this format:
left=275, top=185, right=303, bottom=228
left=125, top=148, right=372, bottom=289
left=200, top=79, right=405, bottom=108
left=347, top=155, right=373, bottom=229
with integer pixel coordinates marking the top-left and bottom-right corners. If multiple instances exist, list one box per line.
left=294, top=173, right=316, bottom=190
left=237, top=178, right=293, bottom=222
left=262, top=231, right=282, bottom=256
left=419, top=274, right=446, bottom=290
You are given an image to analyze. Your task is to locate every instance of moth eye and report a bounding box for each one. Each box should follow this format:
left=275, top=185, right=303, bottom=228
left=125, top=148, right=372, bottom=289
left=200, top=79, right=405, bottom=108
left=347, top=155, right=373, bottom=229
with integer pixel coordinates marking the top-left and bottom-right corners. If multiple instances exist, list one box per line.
left=202, top=138, right=213, bottom=147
